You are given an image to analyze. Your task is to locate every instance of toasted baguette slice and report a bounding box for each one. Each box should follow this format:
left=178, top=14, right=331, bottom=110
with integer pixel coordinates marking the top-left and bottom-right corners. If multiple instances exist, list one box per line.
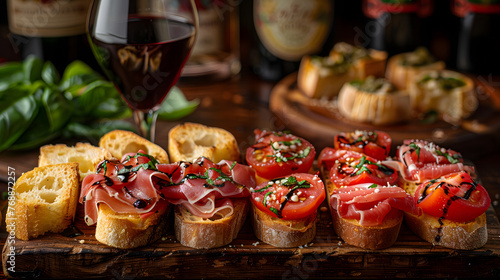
left=39, top=143, right=112, bottom=180
left=405, top=211, right=487, bottom=250
left=321, top=167, right=403, bottom=249
left=8, top=163, right=80, bottom=240
left=99, top=130, right=169, bottom=163
left=174, top=198, right=249, bottom=249
left=95, top=203, right=171, bottom=249
left=168, top=122, right=240, bottom=163
left=251, top=204, right=316, bottom=248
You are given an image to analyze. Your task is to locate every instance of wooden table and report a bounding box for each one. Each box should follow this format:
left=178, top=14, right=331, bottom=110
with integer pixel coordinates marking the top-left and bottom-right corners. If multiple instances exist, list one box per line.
left=1, top=72, right=499, bottom=279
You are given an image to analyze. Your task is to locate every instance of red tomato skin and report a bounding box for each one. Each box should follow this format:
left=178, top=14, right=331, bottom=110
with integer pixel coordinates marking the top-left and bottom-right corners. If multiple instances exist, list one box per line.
left=246, top=130, right=316, bottom=180
left=414, top=172, right=491, bottom=223
left=250, top=173, right=325, bottom=220
left=334, top=130, right=391, bottom=161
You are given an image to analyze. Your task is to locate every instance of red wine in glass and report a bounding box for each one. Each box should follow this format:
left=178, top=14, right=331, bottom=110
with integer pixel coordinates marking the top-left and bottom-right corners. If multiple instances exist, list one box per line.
left=88, top=0, right=198, bottom=141
left=90, top=17, right=195, bottom=111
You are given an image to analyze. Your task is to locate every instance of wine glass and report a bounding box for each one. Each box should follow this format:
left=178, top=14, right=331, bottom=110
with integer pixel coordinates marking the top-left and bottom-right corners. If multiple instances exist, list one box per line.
left=87, top=0, right=198, bottom=141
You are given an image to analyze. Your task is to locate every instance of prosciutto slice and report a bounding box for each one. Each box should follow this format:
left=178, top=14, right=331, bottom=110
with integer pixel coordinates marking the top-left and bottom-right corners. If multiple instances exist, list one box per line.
left=80, top=152, right=256, bottom=226
left=330, top=183, right=419, bottom=227
left=397, top=140, right=475, bottom=182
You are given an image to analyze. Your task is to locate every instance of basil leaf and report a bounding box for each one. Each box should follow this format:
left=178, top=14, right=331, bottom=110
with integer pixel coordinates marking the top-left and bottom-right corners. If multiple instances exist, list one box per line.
left=409, top=142, right=421, bottom=161
left=41, top=61, right=60, bottom=85
left=0, top=86, right=39, bottom=152
left=60, top=60, right=102, bottom=90
left=368, top=183, right=378, bottom=189
left=0, top=62, right=24, bottom=91
left=157, top=87, right=199, bottom=121
left=23, top=55, right=43, bottom=83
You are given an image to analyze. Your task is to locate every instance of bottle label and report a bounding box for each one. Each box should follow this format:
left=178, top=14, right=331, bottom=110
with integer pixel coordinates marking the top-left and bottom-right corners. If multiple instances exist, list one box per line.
left=363, top=0, right=433, bottom=19
left=452, top=0, right=500, bottom=17
left=7, top=0, right=91, bottom=37
left=254, top=0, right=333, bottom=61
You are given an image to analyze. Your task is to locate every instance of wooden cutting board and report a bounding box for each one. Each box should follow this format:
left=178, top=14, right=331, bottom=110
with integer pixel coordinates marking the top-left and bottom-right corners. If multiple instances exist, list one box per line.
left=2, top=200, right=500, bottom=279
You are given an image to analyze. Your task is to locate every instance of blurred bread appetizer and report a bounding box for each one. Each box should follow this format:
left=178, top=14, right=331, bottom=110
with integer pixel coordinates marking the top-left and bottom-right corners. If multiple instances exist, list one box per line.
left=386, top=47, right=445, bottom=90
left=330, top=42, right=387, bottom=79
left=409, top=70, right=477, bottom=123
left=337, top=76, right=410, bottom=125
left=250, top=173, right=325, bottom=248
left=246, top=130, right=316, bottom=185
left=297, top=55, right=353, bottom=99
left=168, top=122, right=240, bottom=163
left=333, top=130, right=392, bottom=161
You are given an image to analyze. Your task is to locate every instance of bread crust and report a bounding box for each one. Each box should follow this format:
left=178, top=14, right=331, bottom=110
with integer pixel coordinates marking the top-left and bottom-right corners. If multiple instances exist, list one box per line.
left=174, top=198, right=249, bottom=249
left=404, top=210, right=488, bottom=250
left=251, top=204, right=316, bottom=248
left=99, top=130, right=169, bottom=163
left=321, top=167, right=404, bottom=249
left=168, top=122, right=240, bottom=163
left=95, top=203, right=171, bottom=249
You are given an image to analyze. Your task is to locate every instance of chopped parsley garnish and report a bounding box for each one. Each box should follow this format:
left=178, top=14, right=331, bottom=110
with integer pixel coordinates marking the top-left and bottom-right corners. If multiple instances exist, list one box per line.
left=368, top=183, right=378, bottom=188
left=435, top=150, right=461, bottom=164
left=269, top=207, right=279, bottom=216
left=409, top=142, right=421, bottom=161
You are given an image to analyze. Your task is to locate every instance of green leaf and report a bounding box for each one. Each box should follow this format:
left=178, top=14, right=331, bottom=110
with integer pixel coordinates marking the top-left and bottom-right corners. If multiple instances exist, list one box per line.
left=72, top=80, right=130, bottom=120
left=41, top=61, right=60, bottom=85
left=60, top=60, right=103, bottom=91
left=157, top=87, right=199, bottom=120
left=0, top=62, right=24, bottom=91
left=42, top=87, right=72, bottom=131
left=0, top=85, right=40, bottom=151
left=63, top=120, right=136, bottom=144
left=23, top=55, right=44, bottom=83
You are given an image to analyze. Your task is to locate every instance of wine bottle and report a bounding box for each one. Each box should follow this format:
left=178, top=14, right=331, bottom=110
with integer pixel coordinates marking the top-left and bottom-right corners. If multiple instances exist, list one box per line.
left=453, top=0, right=500, bottom=74
left=250, top=0, right=335, bottom=81
left=7, top=0, right=97, bottom=73
left=181, top=0, right=241, bottom=82
left=362, top=0, right=434, bottom=56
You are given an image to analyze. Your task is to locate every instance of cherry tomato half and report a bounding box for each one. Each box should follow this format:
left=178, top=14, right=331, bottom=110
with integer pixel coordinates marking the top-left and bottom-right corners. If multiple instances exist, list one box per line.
left=414, top=172, right=491, bottom=223
left=334, top=130, right=391, bottom=161
left=246, top=130, right=316, bottom=180
left=251, top=173, right=325, bottom=220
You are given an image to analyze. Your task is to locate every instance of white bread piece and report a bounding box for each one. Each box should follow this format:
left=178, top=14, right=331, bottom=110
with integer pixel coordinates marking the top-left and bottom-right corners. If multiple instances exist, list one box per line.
left=99, top=130, right=169, bottom=163
left=404, top=211, right=487, bottom=250
left=251, top=204, right=316, bottom=248
left=174, top=198, right=249, bottom=249
left=38, top=143, right=112, bottom=180
left=168, top=122, right=240, bottom=163
left=95, top=203, right=170, bottom=249
left=9, top=163, right=80, bottom=240
left=321, top=167, right=403, bottom=249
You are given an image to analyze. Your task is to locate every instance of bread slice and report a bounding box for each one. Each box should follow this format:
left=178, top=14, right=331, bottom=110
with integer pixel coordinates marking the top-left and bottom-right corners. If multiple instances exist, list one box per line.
left=321, top=167, right=403, bottom=249
left=8, top=163, right=80, bottom=240
left=38, top=143, right=112, bottom=180
left=404, top=211, right=487, bottom=250
left=168, top=122, right=240, bottom=163
left=251, top=204, right=316, bottom=248
left=99, top=130, right=169, bottom=163
left=174, top=198, right=249, bottom=249
left=95, top=203, right=171, bottom=249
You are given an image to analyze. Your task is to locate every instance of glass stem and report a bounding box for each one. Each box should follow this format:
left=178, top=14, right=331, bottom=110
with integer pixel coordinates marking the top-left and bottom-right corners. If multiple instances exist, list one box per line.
left=133, top=109, right=158, bottom=142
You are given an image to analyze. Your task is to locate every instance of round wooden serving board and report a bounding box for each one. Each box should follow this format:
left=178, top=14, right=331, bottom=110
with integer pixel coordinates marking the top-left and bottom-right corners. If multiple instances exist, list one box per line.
left=269, top=73, right=500, bottom=153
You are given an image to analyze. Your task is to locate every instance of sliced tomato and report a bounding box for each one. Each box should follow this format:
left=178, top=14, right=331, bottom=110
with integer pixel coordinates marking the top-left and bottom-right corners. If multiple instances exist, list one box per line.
left=319, top=149, right=398, bottom=187
left=414, top=172, right=491, bottom=222
left=334, top=130, right=391, bottom=161
left=246, top=130, right=316, bottom=180
left=251, top=173, right=325, bottom=220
